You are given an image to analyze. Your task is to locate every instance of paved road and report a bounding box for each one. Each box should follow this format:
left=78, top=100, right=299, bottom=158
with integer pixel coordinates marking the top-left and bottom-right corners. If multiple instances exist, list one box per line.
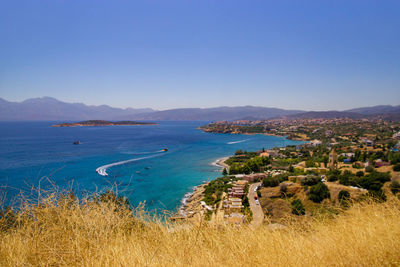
left=248, top=182, right=264, bottom=228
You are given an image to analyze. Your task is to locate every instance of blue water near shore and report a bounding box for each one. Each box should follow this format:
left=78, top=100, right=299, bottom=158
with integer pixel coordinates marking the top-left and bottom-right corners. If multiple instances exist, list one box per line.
left=0, top=121, right=302, bottom=212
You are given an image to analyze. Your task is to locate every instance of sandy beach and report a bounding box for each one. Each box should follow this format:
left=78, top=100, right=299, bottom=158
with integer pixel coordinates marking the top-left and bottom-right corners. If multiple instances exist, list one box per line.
left=212, top=156, right=230, bottom=169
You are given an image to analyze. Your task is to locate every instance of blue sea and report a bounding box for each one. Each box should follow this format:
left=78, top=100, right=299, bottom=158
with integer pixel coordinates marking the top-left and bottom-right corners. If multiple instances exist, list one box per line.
left=0, top=121, right=302, bottom=212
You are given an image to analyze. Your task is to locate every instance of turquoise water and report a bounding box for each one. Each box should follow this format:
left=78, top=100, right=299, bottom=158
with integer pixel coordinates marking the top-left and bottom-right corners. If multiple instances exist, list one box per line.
left=0, top=121, right=302, bottom=212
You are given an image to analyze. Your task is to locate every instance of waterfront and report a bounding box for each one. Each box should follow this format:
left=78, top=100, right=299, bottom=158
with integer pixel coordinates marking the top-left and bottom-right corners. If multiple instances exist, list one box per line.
left=0, top=121, right=302, bottom=212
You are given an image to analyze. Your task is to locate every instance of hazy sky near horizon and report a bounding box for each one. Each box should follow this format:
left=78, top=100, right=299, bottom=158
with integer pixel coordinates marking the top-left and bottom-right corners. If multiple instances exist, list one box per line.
left=1, top=0, right=399, bottom=111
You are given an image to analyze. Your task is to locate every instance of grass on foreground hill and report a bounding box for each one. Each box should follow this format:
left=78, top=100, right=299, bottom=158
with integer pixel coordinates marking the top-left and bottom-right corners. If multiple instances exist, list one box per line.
left=0, top=192, right=400, bottom=266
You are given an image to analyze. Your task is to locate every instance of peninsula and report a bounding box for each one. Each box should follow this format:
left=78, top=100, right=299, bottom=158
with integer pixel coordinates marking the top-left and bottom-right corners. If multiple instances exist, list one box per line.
left=52, top=120, right=157, bottom=127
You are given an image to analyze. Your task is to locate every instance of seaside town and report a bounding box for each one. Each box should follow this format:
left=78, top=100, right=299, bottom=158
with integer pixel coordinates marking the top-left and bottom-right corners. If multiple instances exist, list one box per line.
left=180, top=117, right=400, bottom=227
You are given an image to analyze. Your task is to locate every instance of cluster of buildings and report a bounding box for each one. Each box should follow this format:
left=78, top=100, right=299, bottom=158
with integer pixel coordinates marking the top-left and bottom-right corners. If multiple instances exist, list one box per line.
left=225, top=180, right=248, bottom=210
left=228, top=180, right=246, bottom=198
left=224, top=180, right=249, bottom=225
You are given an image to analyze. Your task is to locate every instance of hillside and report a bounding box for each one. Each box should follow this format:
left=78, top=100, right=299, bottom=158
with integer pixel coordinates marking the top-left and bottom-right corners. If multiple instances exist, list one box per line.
left=127, top=106, right=303, bottom=121
left=280, top=111, right=365, bottom=120
left=0, top=193, right=399, bottom=266
left=347, top=105, right=400, bottom=115
left=278, top=108, right=400, bottom=121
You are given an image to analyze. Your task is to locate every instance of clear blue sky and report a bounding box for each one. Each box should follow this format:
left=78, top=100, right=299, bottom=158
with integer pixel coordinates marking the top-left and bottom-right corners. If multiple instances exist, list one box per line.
left=0, top=0, right=399, bottom=110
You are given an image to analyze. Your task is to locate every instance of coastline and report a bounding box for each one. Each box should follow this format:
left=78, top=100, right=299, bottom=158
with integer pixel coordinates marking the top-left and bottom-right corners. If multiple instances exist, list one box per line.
left=179, top=156, right=229, bottom=217
left=211, top=156, right=230, bottom=169
left=199, top=127, right=309, bottom=142
left=52, top=120, right=157, bottom=127
left=179, top=182, right=209, bottom=217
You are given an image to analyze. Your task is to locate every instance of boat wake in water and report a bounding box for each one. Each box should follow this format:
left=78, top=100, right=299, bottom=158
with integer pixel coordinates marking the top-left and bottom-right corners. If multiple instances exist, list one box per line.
left=121, top=149, right=167, bottom=155
left=227, top=139, right=250, bottom=145
left=96, top=153, right=163, bottom=176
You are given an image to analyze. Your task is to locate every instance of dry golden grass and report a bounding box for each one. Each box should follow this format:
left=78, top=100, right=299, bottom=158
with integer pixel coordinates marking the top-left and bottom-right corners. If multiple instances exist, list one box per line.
left=1, top=194, right=400, bottom=266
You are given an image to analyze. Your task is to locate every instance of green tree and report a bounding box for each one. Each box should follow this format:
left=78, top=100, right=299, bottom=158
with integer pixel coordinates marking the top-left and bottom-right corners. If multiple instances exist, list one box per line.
left=323, top=155, right=329, bottom=167
left=229, top=163, right=241, bottom=175
left=222, top=168, right=228, bottom=176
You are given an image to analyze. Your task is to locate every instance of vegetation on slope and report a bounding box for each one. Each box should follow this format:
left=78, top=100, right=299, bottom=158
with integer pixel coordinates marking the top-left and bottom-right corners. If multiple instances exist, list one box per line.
left=1, top=191, right=400, bottom=266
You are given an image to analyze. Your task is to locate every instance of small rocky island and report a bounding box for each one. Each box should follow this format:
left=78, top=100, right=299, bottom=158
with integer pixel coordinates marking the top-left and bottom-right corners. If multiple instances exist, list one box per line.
left=52, top=120, right=157, bottom=127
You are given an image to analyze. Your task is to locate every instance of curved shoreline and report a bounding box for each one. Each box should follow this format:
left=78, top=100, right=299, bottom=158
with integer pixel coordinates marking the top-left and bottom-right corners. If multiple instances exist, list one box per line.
left=179, top=156, right=230, bottom=217
left=211, top=156, right=230, bottom=169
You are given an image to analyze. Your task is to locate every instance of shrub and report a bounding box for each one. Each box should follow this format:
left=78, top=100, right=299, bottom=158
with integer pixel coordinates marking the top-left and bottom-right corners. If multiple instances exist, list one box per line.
left=308, top=182, right=330, bottom=203
left=358, top=171, right=391, bottom=191
left=301, top=175, right=321, bottom=186
left=97, top=190, right=131, bottom=210
left=356, top=171, right=364, bottom=177
left=275, top=173, right=289, bottom=183
left=338, top=190, right=350, bottom=206
left=327, top=169, right=341, bottom=182
left=338, top=170, right=359, bottom=187
left=389, top=152, right=400, bottom=164
left=390, top=181, right=400, bottom=195
left=365, top=166, right=374, bottom=173
left=338, top=190, right=350, bottom=201
left=393, top=164, right=400, bottom=172
left=305, top=160, right=315, bottom=168
left=368, top=189, right=387, bottom=202
left=263, top=176, right=280, bottom=187
left=291, top=199, right=305, bottom=215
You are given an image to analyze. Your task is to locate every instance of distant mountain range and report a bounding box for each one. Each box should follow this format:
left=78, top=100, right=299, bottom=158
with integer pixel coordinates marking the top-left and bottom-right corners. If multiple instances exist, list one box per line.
left=0, top=97, right=399, bottom=121
left=126, top=106, right=303, bottom=121
left=280, top=105, right=400, bottom=121
left=0, top=97, right=154, bottom=121
left=346, top=105, right=400, bottom=115
left=279, top=111, right=365, bottom=120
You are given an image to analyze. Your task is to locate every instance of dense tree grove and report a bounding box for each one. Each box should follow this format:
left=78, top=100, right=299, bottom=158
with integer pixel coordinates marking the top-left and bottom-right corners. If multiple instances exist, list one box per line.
left=229, top=156, right=270, bottom=175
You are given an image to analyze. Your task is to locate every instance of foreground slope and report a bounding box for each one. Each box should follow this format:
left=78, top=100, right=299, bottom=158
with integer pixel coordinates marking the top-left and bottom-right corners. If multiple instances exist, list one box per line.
left=0, top=195, right=399, bottom=266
